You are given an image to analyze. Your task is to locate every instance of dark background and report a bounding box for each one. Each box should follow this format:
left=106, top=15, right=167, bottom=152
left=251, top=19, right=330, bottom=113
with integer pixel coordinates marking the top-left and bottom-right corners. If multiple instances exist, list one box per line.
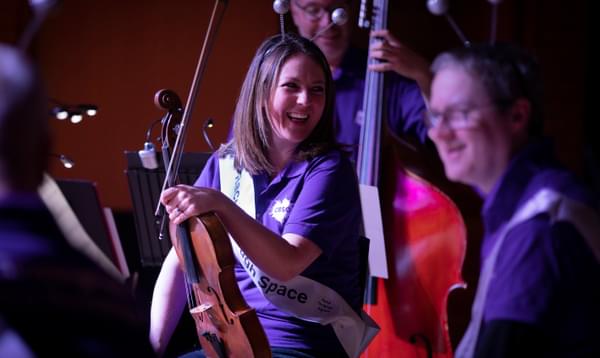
left=1, top=0, right=596, bottom=208
left=1, top=0, right=597, bottom=353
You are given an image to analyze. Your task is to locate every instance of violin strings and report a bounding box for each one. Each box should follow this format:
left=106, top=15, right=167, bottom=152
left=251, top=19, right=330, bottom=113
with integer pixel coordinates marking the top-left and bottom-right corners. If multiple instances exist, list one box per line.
left=184, top=277, right=197, bottom=308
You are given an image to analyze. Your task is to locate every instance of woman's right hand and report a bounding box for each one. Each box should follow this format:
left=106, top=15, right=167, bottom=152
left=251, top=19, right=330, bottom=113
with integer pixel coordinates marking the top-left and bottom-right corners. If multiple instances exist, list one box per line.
left=160, top=184, right=227, bottom=225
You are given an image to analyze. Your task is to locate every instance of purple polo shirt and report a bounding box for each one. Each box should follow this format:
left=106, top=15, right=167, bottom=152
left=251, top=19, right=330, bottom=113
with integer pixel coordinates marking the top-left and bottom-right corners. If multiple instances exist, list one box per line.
left=195, top=149, right=362, bottom=353
left=333, top=47, right=428, bottom=157
left=480, top=139, right=600, bottom=354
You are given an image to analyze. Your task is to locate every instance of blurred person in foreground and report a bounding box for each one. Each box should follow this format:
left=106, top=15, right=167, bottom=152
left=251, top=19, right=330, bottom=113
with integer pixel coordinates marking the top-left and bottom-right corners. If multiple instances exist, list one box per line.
left=427, top=43, right=600, bottom=358
left=0, top=43, right=155, bottom=358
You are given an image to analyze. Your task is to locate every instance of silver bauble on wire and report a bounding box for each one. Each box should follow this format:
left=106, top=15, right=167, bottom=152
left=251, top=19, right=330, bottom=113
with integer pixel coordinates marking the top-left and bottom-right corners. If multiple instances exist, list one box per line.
left=273, top=0, right=290, bottom=15
left=427, top=0, right=449, bottom=16
left=331, top=7, right=348, bottom=25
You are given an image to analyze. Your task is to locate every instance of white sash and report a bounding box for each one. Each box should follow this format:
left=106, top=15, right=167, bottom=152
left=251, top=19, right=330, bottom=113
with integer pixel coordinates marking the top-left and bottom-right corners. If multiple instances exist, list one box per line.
left=218, top=156, right=379, bottom=358
left=456, top=188, right=600, bottom=358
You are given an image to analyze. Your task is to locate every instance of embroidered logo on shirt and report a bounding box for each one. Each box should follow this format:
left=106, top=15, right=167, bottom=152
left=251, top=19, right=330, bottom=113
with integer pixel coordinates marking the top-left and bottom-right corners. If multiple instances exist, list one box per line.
left=270, top=198, right=292, bottom=223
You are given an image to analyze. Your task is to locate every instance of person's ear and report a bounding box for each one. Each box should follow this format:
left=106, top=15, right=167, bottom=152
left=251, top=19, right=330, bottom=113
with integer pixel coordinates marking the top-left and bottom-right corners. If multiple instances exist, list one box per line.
left=509, top=98, right=531, bottom=133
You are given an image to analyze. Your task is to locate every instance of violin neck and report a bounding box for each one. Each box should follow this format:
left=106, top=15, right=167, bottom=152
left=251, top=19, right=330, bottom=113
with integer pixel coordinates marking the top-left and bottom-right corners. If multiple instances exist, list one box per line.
left=177, top=222, right=203, bottom=285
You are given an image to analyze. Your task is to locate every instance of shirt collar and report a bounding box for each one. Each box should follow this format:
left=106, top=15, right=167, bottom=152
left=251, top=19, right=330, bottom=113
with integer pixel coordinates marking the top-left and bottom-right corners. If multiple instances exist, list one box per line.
left=253, top=159, right=308, bottom=193
left=482, top=138, right=555, bottom=233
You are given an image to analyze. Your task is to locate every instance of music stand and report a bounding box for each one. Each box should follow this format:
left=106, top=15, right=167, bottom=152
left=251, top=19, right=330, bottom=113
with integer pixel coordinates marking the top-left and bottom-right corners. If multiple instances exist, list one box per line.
left=124, top=151, right=210, bottom=267
left=56, top=179, right=116, bottom=262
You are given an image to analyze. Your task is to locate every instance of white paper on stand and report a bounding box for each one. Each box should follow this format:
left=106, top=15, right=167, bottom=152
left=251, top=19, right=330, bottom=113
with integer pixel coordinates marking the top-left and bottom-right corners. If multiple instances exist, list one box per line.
left=359, top=184, right=388, bottom=279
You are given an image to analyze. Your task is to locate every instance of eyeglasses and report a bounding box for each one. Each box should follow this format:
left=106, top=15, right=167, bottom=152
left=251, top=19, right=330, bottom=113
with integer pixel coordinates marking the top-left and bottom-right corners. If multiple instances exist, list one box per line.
left=425, top=104, right=497, bottom=130
left=293, top=1, right=349, bottom=21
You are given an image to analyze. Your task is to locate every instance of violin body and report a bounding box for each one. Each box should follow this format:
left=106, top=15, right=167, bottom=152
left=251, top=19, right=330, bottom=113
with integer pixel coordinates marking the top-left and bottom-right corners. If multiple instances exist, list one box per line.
left=170, top=213, right=271, bottom=358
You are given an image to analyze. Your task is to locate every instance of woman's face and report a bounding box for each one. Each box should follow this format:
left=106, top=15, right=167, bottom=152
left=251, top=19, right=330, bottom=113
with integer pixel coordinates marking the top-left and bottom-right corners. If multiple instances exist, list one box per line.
left=268, top=53, right=326, bottom=153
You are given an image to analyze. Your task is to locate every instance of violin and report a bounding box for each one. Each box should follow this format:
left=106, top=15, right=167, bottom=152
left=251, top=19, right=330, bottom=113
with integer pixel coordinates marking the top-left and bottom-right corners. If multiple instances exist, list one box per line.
left=357, top=1, right=467, bottom=357
left=156, top=1, right=270, bottom=356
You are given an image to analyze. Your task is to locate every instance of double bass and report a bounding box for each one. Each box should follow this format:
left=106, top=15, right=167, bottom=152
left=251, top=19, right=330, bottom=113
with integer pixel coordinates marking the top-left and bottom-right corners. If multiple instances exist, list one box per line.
left=156, top=1, right=270, bottom=357
left=357, top=1, right=467, bottom=357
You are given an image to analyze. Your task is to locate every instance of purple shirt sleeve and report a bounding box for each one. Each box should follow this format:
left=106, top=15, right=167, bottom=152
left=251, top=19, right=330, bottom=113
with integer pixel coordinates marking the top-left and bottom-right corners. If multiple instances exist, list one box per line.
left=484, top=218, right=558, bottom=323
left=480, top=140, right=600, bottom=353
left=193, top=153, right=220, bottom=190
left=282, top=152, right=361, bottom=258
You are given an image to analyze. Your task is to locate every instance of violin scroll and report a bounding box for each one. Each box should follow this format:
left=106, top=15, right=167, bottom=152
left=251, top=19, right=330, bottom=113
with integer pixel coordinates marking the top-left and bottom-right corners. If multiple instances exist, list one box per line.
left=154, top=89, right=183, bottom=112
left=154, top=89, right=183, bottom=150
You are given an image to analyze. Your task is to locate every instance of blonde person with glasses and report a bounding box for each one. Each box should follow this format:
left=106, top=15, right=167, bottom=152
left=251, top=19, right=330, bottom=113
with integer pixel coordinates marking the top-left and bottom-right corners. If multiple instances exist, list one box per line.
left=427, top=43, right=600, bottom=358
left=289, top=0, right=434, bottom=159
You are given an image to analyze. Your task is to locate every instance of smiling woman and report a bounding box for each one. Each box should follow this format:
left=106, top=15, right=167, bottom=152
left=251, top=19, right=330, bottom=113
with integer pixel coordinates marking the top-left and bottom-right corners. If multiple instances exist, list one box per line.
left=150, top=33, right=375, bottom=358
left=225, top=33, right=337, bottom=177
left=267, top=53, right=326, bottom=165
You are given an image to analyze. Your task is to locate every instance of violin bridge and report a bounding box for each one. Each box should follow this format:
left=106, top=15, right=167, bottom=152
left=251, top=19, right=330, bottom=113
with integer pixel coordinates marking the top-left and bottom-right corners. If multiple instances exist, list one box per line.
left=193, top=303, right=227, bottom=332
